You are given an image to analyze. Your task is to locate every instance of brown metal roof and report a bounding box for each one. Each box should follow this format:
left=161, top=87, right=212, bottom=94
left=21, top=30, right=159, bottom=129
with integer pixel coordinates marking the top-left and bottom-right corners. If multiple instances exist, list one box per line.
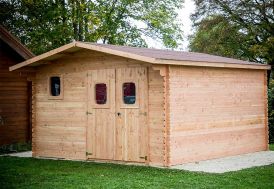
left=86, top=42, right=259, bottom=65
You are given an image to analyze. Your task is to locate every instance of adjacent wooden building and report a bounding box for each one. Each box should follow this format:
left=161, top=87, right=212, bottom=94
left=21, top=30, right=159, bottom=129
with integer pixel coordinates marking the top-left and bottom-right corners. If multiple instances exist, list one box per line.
left=0, top=26, right=34, bottom=145
left=10, top=41, right=270, bottom=166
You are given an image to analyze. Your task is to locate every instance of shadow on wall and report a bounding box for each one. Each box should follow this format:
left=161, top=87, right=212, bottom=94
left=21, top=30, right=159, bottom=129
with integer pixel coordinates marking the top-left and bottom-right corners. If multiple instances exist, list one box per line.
left=0, top=142, right=32, bottom=155
left=0, top=115, right=4, bottom=126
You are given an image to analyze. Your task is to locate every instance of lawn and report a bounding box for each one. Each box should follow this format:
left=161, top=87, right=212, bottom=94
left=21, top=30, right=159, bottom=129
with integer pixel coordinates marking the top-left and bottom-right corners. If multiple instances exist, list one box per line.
left=270, top=143, right=274, bottom=151
left=0, top=154, right=274, bottom=189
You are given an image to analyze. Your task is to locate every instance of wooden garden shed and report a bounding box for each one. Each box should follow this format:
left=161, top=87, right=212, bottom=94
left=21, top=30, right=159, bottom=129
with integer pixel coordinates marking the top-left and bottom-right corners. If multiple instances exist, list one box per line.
left=10, top=41, right=270, bottom=166
left=0, top=25, right=34, bottom=146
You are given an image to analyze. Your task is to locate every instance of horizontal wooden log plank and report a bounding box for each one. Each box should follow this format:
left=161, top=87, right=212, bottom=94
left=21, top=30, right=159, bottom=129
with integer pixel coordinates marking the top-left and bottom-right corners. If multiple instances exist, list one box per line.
left=35, top=140, right=85, bottom=151
left=34, top=149, right=86, bottom=160
left=35, top=121, right=85, bottom=127
left=169, top=128, right=266, bottom=165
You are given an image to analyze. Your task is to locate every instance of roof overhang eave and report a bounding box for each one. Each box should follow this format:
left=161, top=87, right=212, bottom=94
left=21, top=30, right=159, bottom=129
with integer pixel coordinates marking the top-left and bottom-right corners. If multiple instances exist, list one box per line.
left=154, top=59, right=271, bottom=70
left=9, top=42, right=77, bottom=71
left=9, top=41, right=157, bottom=71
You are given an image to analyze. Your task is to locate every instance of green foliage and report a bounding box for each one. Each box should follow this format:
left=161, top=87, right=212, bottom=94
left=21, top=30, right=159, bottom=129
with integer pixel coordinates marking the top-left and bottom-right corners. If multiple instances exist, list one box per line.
left=0, top=0, right=184, bottom=55
left=1, top=157, right=274, bottom=188
left=190, top=0, right=274, bottom=65
left=189, top=15, right=251, bottom=60
left=270, top=144, right=274, bottom=151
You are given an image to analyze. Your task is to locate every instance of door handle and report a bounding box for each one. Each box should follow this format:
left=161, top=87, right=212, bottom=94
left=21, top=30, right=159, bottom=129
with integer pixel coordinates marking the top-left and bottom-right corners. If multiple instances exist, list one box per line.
left=117, top=112, right=121, bottom=116
left=86, top=111, right=92, bottom=115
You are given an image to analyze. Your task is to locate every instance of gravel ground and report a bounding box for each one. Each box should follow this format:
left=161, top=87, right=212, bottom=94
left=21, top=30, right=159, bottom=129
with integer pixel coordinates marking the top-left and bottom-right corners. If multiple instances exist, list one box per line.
left=171, top=151, right=274, bottom=173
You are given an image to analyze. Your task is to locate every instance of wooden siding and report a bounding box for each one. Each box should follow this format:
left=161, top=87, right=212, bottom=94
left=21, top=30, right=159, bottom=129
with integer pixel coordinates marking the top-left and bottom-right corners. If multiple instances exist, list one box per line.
left=0, top=39, right=30, bottom=145
left=30, top=48, right=268, bottom=166
left=168, top=66, right=268, bottom=165
left=33, top=50, right=165, bottom=165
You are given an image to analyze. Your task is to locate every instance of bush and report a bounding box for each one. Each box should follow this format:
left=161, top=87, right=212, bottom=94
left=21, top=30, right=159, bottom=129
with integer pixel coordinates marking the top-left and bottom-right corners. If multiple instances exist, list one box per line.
left=268, top=79, right=274, bottom=144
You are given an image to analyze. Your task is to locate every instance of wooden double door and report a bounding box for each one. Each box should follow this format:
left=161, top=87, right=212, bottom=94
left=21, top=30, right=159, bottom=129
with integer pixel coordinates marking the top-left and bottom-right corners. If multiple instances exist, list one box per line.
left=87, top=67, right=148, bottom=163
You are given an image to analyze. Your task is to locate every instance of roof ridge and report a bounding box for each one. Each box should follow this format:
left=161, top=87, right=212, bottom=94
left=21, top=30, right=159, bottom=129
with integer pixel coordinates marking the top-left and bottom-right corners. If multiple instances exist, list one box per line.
left=81, top=41, right=255, bottom=64
left=82, top=41, right=178, bottom=51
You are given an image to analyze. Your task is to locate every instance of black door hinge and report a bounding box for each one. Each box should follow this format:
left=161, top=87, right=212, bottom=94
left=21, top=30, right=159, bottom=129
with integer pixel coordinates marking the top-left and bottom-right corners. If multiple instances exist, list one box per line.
left=86, top=111, right=92, bottom=115
left=86, top=152, right=92, bottom=156
left=139, top=156, right=147, bottom=160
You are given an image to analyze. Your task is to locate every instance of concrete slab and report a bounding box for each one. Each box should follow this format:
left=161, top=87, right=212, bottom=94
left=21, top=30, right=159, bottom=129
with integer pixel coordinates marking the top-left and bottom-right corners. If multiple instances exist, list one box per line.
left=4, top=151, right=32, bottom=158
left=171, top=151, right=274, bottom=173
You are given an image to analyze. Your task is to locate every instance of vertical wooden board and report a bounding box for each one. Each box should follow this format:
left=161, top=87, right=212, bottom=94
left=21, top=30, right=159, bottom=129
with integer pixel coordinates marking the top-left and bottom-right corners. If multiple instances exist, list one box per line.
left=264, top=70, right=269, bottom=150
left=147, top=67, right=165, bottom=166
left=86, top=70, right=92, bottom=158
left=87, top=69, right=115, bottom=160
left=116, top=67, right=148, bottom=162
left=164, top=66, right=170, bottom=166
left=32, top=76, right=36, bottom=156
left=125, top=109, right=141, bottom=162
left=138, top=66, right=149, bottom=161
left=97, top=108, right=116, bottom=159
left=115, top=110, right=124, bottom=160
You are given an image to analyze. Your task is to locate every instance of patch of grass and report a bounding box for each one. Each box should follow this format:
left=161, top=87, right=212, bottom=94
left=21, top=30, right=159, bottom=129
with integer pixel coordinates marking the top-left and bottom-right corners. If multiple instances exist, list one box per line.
left=270, top=143, right=274, bottom=151
left=0, top=157, right=273, bottom=189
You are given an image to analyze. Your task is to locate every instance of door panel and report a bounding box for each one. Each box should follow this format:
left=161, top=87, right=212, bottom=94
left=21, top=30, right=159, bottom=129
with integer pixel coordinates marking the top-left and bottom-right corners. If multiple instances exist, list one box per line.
left=87, top=69, right=115, bottom=160
left=115, top=67, right=148, bottom=162
left=87, top=67, right=148, bottom=163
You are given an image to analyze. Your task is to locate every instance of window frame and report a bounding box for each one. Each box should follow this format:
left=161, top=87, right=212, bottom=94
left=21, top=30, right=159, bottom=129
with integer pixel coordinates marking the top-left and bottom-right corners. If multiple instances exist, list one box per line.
left=95, top=83, right=108, bottom=105
left=120, top=79, right=139, bottom=109
left=92, top=80, right=110, bottom=109
left=122, top=82, right=136, bottom=105
left=47, top=75, right=64, bottom=100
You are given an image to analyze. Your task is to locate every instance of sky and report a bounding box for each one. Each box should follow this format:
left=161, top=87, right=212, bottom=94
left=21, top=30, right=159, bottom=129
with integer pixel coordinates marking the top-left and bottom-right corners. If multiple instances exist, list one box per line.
left=177, top=0, right=196, bottom=50
left=146, top=0, right=196, bottom=51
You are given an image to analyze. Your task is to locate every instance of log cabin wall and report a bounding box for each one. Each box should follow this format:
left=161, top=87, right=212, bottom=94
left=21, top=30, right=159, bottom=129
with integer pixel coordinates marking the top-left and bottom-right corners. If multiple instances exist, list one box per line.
left=33, top=50, right=165, bottom=165
left=0, top=39, right=30, bottom=145
left=168, top=65, right=268, bottom=165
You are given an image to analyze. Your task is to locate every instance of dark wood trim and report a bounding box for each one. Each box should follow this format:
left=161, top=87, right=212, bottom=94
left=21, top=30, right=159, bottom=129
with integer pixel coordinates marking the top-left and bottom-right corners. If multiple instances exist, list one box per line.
left=0, top=25, right=34, bottom=60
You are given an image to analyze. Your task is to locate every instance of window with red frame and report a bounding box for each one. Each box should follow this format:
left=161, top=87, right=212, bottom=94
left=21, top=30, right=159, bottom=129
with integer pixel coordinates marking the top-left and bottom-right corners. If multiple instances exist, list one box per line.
left=123, top=82, right=136, bottom=104
left=95, top=83, right=107, bottom=104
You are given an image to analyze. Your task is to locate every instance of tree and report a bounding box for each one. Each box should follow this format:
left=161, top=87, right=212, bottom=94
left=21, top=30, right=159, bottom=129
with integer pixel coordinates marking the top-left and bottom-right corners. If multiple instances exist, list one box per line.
left=0, top=0, right=184, bottom=55
left=189, top=15, right=251, bottom=60
left=191, top=0, right=274, bottom=65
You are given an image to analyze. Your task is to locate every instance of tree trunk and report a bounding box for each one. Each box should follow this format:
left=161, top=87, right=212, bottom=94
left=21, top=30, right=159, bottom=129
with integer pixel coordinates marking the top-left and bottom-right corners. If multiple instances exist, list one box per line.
left=72, top=0, right=78, bottom=40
